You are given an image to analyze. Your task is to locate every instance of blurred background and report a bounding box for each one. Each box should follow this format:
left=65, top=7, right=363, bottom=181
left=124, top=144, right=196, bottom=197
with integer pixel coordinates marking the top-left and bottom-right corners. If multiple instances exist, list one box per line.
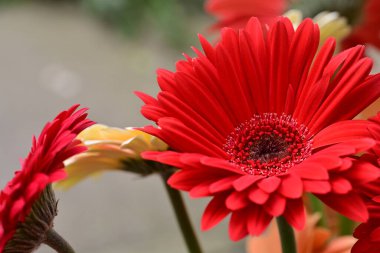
left=0, top=1, right=243, bottom=253
left=0, top=0, right=379, bottom=253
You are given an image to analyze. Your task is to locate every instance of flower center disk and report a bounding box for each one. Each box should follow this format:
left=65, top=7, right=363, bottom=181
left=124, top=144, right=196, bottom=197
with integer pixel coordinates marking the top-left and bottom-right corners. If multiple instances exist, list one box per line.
left=224, top=113, right=312, bottom=177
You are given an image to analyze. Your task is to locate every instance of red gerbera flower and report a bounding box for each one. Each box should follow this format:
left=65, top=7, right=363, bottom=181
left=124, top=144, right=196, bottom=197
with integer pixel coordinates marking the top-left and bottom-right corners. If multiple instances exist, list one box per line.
left=343, top=0, right=380, bottom=49
left=205, top=0, right=287, bottom=30
left=0, top=105, right=94, bottom=251
left=352, top=197, right=380, bottom=253
left=352, top=113, right=380, bottom=253
left=137, top=17, right=380, bottom=240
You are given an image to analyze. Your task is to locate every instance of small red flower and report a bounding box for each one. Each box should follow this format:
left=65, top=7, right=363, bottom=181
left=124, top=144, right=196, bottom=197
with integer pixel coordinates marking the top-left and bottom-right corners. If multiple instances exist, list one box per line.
left=353, top=198, right=380, bottom=253
left=0, top=105, right=94, bottom=250
left=138, top=17, right=380, bottom=240
left=352, top=114, right=380, bottom=253
left=343, top=0, right=380, bottom=49
left=205, top=0, right=287, bottom=30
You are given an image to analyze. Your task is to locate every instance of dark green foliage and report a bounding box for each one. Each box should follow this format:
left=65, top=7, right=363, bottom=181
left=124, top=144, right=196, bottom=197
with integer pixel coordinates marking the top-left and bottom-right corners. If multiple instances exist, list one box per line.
left=0, top=0, right=205, bottom=48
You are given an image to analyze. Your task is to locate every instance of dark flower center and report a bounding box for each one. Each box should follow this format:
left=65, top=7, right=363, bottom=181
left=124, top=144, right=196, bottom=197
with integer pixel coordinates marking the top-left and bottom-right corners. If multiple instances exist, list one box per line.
left=224, top=113, right=312, bottom=177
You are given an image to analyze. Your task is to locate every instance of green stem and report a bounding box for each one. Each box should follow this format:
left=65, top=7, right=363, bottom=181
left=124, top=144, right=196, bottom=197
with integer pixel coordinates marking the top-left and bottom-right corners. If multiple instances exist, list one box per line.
left=308, top=194, right=327, bottom=227
left=44, top=228, right=76, bottom=253
left=339, top=215, right=355, bottom=235
left=276, top=216, right=297, bottom=253
left=161, top=171, right=203, bottom=253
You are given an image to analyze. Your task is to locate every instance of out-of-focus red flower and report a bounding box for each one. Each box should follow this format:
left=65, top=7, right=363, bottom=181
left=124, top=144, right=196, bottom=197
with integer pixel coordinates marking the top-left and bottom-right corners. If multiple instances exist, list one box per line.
left=352, top=198, right=380, bottom=253
left=343, top=0, right=380, bottom=49
left=205, top=0, right=287, bottom=29
left=352, top=113, right=380, bottom=253
left=0, top=105, right=94, bottom=250
left=138, top=17, right=380, bottom=240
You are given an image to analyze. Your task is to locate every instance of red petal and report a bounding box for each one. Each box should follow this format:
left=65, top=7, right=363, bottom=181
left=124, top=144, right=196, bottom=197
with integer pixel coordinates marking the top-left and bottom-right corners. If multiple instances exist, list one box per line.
left=209, top=176, right=237, bottom=193
left=189, top=183, right=212, bottom=198
left=303, top=180, right=331, bottom=194
left=201, top=194, right=230, bottom=231
left=233, top=175, right=263, bottom=191
left=279, top=174, right=303, bottom=199
left=292, top=162, right=329, bottom=180
left=167, top=170, right=208, bottom=191
left=317, top=192, right=368, bottom=222
left=370, top=227, right=380, bottom=242
left=264, top=193, right=287, bottom=216
left=248, top=187, right=270, bottom=204
left=314, top=120, right=376, bottom=148
left=247, top=206, right=273, bottom=236
left=229, top=209, right=249, bottom=241
left=331, top=177, right=352, bottom=194
left=344, top=160, right=380, bottom=184
left=282, top=198, right=306, bottom=230
left=226, top=191, right=250, bottom=210
left=257, top=176, right=281, bottom=193
left=9, top=198, right=25, bottom=221
left=201, top=157, right=245, bottom=174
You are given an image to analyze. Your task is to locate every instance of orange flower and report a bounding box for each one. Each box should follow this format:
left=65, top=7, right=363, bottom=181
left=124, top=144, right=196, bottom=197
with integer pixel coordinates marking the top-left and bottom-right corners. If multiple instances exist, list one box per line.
left=247, top=214, right=356, bottom=253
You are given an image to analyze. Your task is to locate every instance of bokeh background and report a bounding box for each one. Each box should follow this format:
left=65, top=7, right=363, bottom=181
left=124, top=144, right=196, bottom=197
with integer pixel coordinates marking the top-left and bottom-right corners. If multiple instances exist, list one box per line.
left=0, top=1, right=244, bottom=252
left=0, top=1, right=379, bottom=253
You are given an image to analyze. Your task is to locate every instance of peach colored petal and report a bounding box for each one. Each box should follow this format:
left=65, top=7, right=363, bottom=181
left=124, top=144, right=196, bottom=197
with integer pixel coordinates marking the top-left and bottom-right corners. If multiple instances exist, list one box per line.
left=321, top=236, right=356, bottom=253
left=246, top=222, right=282, bottom=253
left=312, top=228, right=331, bottom=252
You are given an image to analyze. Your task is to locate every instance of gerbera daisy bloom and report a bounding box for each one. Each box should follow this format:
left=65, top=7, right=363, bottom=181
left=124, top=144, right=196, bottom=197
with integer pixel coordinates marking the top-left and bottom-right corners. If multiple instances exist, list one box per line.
left=352, top=114, right=380, bottom=253
left=205, top=0, right=287, bottom=30
left=56, top=124, right=168, bottom=189
left=352, top=197, right=380, bottom=253
left=137, top=17, right=380, bottom=240
left=0, top=105, right=93, bottom=252
left=247, top=214, right=356, bottom=253
left=343, top=0, right=380, bottom=50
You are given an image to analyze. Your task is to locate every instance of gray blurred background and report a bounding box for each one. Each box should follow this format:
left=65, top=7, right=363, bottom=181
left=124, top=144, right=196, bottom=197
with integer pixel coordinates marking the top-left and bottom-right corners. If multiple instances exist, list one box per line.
left=0, top=1, right=379, bottom=253
left=0, top=2, right=244, bottom=253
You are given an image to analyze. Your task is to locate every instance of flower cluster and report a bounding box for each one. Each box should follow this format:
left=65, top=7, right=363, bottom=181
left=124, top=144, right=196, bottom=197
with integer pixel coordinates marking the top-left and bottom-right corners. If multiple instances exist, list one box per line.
left=2, top=1, right=380, bottom=252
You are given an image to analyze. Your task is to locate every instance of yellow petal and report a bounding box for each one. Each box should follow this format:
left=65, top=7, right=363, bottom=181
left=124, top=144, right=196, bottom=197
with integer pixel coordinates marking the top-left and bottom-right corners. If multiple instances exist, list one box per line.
left=121, top=136, right=150, bottom=155
left=284, top=9, right=302, bottom=27
left=60, top=124, right=169, bottom=189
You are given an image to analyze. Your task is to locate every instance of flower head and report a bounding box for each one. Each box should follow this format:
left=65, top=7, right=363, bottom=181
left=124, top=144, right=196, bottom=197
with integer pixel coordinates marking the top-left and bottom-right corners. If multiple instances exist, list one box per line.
left=0, top=105, right=93, bottom=251
left=205, top=0, right=287, bottom=30
left=352, top=197, right=380, bottom=253
left=352, top=114, right=380, bottom=253
left=56, top=124, right=168, bottom=189
left=138, top=17, right=380, bottom=240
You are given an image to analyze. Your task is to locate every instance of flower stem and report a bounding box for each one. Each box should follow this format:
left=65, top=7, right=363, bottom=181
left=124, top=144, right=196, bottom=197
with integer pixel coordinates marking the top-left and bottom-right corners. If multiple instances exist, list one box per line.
left=161, top=171, right=203, bottom=253
left=276, top=216, right=297, bottom=253
left=44, top=228, right=76, bottom=253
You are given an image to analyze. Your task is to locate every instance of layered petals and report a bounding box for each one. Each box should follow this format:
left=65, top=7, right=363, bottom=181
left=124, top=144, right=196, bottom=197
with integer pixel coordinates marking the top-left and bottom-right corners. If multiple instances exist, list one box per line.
left=139, top=17, right=380, bottom=240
